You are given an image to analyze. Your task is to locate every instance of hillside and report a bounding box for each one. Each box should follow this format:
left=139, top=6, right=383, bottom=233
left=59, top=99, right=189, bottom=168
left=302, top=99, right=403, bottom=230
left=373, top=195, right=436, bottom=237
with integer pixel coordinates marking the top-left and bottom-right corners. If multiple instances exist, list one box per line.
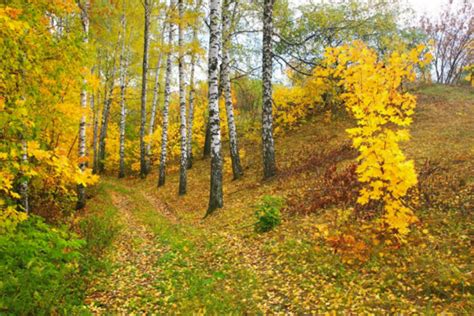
left=84, top=85, right=473, bottom=313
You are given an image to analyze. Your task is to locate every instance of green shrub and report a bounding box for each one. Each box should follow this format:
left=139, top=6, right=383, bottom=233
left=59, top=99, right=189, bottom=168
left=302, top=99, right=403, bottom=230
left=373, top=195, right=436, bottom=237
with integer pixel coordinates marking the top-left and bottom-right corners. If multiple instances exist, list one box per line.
left=0, top=216, right=86, bottom=314
left=254, top=195, right=284, bottom=233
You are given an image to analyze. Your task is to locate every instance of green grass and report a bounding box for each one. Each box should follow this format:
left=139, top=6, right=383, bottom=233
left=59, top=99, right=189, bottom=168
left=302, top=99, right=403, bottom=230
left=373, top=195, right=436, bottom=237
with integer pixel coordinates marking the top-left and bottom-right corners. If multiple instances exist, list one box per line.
left=89, top=179, right=259, bottom=313
left=416, top=84, right=474, bottom=102
left=79, top=183, right=122, bottom=258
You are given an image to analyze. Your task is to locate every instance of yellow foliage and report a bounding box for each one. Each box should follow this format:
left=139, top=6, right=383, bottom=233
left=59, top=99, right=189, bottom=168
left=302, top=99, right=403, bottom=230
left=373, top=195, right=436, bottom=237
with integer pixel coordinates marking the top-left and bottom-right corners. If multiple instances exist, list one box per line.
left=272, top=85, right=314, bottom=135
left=317, top=41, right=431, bottom=237
left=0, top=204, right=28, bottom=233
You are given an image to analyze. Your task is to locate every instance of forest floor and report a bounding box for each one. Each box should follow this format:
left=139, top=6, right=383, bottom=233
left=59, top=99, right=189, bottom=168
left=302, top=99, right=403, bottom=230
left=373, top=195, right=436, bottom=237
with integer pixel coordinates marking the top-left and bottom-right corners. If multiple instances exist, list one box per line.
left=84, top=85, right=473, bottom=313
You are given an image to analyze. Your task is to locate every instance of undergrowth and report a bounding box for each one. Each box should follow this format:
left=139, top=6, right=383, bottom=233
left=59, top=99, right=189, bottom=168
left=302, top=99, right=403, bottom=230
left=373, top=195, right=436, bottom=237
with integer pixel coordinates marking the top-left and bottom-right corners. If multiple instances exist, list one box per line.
left=0, top=182, right=122, bottom=314
left=0, top=216, right=85, bottom=314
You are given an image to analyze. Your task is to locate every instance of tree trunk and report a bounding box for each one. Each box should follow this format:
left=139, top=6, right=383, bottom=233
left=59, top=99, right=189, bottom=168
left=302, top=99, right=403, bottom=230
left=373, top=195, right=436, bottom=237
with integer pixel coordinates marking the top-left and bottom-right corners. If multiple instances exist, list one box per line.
left=178, top=0, right=187, bottom=195
left=221, top=0, right=243, bottom=180
left=206, top=0, right=223, bottom=216
left=139, top=0, right=151, bottom=178
left=97, top=63, right=116, bottom=174
left=158, top=0, right=175, bottom=187
left=145, top=44, right=164, bottom=174
left=91, top=92, right=99, bottom=173
left=203, top=120, right=211, bottom=158
left=261, top=0, right=276, bottom=179
left=77, top=0, right=90, bottom=210
left=92, top=51, right=101, bottom=174
left=118, top=9, right=128, bottom=179
left=186, top=26, right=198, bottom=169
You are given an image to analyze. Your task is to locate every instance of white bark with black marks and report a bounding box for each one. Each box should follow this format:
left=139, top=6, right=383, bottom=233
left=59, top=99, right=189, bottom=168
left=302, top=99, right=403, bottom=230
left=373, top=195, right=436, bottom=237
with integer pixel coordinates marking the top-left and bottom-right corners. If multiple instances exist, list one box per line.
left=92, top=53, right=101, bottom=174
left=186, top=26, right=198, bottom=169
left=206, top=0, right=223, bottom=215
left=178, top=0, right=187, bottom=195
left=118, top=9, right=128, bottom=179
left=262, top=0, right=276, bottom=179
left=97, top=63, right=117, bottom=173
left=158, top=0, right=176, bottom=187
left=91, top=92, right=99, bottom=173
left=77, top=0, right=90, bottom=210
left=145, top=38, right=164, bottom=174
left=221, top=0, right=243, bottom=180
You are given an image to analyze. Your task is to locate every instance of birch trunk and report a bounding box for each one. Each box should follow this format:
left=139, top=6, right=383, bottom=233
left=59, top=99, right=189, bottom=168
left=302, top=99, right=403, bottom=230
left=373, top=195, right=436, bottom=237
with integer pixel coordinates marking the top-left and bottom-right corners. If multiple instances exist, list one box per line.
left=77, top=0, right=90, bottom=210
left=118, top=10, right=127, bottom=179
left=139, top=0, right=151, bottom=178
left=90, top=93, right=97, bottom=171
left=145, top=26, right=166, bottom=174
left=158, top=0, right=175, bottom=187
left=178, top=0, right=187, bottom=195
left=92, top=89, right=100, bottom=173
left=203, top=120, right=211, bottom=158
left=206, top=0, right=223, bottom=215
left=92, top=54, right=101, bottom=174
left=186, top=27, right=198, bottom=169
left=97, top=63, right=116, bottom=173
left=145, top=54, right=163, bottom=173
left=262, top=0, right=276, bottom=179
left=221, top=0, right=243, bottom=180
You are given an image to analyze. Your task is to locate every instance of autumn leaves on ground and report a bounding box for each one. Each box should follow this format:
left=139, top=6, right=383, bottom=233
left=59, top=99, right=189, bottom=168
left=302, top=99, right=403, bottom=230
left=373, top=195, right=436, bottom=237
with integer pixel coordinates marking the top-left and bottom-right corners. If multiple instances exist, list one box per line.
left=82, top=86, right=473, bottom=313
left=2, top=0, right=473, bottom=314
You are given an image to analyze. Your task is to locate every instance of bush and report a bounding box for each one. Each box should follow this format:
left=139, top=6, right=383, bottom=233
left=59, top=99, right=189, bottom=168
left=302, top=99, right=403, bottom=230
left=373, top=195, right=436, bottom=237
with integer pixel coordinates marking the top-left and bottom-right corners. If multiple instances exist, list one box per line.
left=254, top=195, right=284, bottom=233
left=0, top=216, right=86, bottom=314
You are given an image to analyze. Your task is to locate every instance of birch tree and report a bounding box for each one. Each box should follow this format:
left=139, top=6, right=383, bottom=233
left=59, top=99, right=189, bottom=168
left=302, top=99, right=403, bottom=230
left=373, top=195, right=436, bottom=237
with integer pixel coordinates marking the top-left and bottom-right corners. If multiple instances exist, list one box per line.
left=221, top=0, right=243, bottom=180
left=158, top=0, right=176, bottom=187
left=145, top=25, right=166, bottom=174
left=97, top=59, right=117, bottom=174
left=421, top=1, right=473, bottom=84
left=206, top=0, right=223, bottom=215
left=91, top=93, right=98, bottom=173
left=139, top=0, right=152, bottom=178
left=186, top=13, right=199, bottom=169
left=91, top=53, right=101, bottom=174
left=262, top=0, right=276, bottom=179
left=178, top=0, right=187, bottom=195
left=203, top=121, right=211, bottom=158
left=77, top=0, right=90, bottom=209
left=118, top=5, right=128, bottom=179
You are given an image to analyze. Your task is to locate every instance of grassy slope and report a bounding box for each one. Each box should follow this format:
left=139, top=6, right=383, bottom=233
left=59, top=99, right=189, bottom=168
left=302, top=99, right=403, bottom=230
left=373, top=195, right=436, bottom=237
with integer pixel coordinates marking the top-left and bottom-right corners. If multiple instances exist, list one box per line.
left=89, top=85, right=473, bottom=313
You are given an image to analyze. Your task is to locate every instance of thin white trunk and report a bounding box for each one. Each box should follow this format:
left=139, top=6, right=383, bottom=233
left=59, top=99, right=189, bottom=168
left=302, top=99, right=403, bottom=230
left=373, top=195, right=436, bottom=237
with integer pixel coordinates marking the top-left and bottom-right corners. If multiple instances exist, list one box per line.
left=221, top=0, right=243, bottom=180
left=206, top=0, right=223, bottom=215
left=186, top=26, right=198, bottom=169
left=77, top=0, right=90, bottom=209
left=118, top=8, right=128, bottom=178
left=158, top=0, right=176, bottom=187
left=91, top=92, right=98, bottom=173
left=262, top=0, right=276, bottom=179
left=178, top=0, right=187, bottom=195
left=92, top=55, right=101, bottom=174
left=97, top=62, right=117, bottom=173
left=145, top=25, right=166, bottom=173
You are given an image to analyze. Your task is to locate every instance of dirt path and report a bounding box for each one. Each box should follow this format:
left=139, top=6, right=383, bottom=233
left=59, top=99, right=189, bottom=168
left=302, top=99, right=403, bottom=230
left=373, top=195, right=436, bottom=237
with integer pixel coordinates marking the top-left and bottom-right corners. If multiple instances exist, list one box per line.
left=142, top=190, right=180, bottom=224
left=85, top=190, right=166, bottom=313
